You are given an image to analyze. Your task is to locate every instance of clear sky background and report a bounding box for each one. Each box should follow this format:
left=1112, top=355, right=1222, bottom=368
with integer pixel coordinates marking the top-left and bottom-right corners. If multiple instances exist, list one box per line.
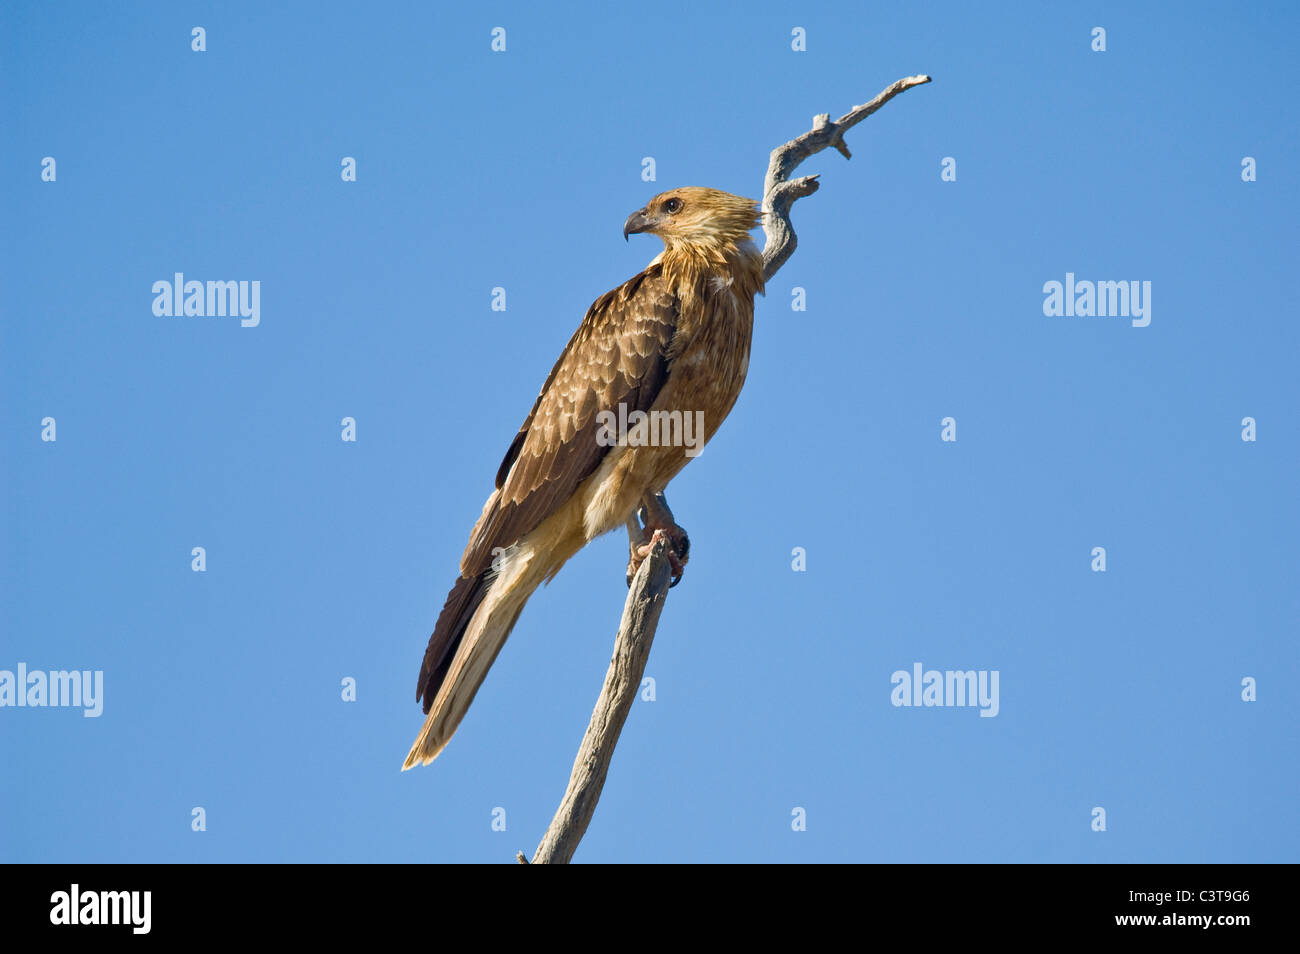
left=3, top=1, right=1296, bottom=863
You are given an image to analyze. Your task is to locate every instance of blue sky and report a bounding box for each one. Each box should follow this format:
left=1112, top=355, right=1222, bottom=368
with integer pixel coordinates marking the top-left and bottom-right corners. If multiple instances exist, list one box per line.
left=2, top=1, right=1296, bottom=863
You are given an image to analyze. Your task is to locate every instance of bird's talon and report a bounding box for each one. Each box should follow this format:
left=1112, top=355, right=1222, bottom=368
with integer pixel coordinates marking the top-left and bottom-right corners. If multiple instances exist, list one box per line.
left=626, top=524, right=689, bottom=587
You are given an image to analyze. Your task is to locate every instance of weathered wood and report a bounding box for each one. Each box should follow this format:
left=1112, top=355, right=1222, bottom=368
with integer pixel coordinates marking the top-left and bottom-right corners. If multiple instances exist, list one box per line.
left=761, top=74, right=932, bottom=281
left=524, top=537, right=672, bottom=864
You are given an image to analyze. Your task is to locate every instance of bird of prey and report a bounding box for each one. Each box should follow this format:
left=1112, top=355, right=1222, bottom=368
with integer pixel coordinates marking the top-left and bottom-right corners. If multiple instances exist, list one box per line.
left=404, top=187, right=765, bottom=769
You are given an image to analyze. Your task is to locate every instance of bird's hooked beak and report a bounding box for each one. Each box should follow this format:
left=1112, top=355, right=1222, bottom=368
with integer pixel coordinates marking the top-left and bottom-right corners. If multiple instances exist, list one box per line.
left=623, top=207, right=654, bottom=241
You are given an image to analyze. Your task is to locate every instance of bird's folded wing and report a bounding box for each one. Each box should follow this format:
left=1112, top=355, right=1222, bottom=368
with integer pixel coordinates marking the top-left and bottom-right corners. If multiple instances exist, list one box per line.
left=459, top=264, right=680, bottom=578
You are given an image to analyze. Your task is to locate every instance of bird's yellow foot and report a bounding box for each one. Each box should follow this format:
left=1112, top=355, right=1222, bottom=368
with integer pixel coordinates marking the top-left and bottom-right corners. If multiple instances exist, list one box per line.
left=626, top=525, right=689, bottom=588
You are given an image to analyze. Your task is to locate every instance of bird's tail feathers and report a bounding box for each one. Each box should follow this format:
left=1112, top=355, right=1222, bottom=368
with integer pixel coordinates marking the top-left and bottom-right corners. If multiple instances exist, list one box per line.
left=402, top=547, right=546, bottom=769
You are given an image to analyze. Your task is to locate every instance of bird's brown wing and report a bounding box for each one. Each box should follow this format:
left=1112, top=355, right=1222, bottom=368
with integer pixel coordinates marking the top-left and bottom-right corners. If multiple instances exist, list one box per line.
left=461, top=263, right=679, bottom=576
left=416, top=264, right=678, bottom=711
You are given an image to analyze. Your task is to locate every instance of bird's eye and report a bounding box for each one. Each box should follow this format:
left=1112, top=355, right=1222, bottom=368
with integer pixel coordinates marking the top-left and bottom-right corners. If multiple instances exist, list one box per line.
left=662, top=197, right=682, bottom=214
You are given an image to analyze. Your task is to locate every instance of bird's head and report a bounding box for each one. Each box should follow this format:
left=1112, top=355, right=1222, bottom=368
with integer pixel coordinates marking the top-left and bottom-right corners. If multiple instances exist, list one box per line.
left=623, top=187, right=761, bottom=252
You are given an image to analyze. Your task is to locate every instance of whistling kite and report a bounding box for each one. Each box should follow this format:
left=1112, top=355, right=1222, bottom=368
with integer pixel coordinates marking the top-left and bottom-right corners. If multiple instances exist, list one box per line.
left=405, top=187, right=764, bottom=768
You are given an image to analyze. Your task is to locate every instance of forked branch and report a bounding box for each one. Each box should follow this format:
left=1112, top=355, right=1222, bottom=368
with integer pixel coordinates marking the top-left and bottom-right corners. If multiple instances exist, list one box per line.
left=762, top=74, right=932, bottom=280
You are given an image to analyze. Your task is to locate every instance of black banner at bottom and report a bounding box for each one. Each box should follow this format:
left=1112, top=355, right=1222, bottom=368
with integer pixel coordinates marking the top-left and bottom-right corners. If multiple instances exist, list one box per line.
left=3, top=863, right=1276, bottom=939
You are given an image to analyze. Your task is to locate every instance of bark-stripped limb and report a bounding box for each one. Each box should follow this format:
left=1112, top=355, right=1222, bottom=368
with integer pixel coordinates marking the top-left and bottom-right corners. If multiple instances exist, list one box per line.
left=761, top=74, right=932, bottom=281
left=521, top=536, right=672, bottom=864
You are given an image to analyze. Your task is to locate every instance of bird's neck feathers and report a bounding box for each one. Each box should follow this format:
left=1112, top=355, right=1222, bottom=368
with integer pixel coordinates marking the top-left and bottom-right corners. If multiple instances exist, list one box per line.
left=657, top=232, right=765, bottom=301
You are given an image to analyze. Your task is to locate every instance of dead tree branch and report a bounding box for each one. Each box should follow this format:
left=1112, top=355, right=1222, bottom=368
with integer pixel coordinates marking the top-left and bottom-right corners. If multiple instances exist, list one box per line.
left=522, top=537, right=673, bottom=864
left=523, top=73, right=930, bottom=863
left=762, top=74, right=932, bottom=280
